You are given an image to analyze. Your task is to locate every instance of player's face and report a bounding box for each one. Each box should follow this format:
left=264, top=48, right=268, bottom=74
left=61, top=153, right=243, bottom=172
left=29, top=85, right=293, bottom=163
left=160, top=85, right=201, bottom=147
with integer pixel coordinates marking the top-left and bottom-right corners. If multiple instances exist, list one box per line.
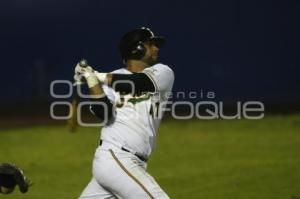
left=142, top=41, right=160, bottom=65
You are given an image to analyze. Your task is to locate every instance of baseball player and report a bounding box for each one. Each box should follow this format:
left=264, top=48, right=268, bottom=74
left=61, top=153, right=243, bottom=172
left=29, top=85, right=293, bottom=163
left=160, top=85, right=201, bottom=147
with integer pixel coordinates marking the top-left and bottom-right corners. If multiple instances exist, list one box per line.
left=75, top=27, right=174, bottom=199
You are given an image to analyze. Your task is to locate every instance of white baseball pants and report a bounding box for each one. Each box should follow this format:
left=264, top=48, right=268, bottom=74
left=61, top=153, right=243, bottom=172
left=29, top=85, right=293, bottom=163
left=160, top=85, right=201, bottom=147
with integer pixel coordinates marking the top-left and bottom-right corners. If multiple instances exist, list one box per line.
left=79, top=142, right=169, bottom=199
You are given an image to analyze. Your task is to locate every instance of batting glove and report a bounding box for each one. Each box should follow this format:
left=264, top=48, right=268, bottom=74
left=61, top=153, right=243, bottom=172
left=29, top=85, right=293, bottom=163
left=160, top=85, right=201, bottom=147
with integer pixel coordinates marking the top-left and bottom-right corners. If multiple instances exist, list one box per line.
left=75, top=63, right=94, bottom=78
left=74, top=63, right=99, bottom=88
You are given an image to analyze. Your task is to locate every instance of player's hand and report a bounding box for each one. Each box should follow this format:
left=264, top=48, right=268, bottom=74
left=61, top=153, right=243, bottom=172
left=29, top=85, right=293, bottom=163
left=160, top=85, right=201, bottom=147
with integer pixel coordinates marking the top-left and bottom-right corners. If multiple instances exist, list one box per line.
left=73, top=73, right=85, bottom=86
left=75, top=63, right=94, bottom=78
left=74, top=63, right=99, bottom=88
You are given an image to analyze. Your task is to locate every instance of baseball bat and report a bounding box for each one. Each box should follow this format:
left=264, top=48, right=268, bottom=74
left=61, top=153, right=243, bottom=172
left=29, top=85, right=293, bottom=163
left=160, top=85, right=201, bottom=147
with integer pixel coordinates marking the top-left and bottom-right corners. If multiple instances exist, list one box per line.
left=67, top=59, right=88, bottom=133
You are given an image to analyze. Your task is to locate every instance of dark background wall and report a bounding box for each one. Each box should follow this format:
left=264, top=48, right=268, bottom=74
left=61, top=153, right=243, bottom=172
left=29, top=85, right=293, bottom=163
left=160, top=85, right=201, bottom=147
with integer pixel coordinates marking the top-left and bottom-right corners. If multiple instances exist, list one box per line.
left=0, top=0, right=299, bottom=110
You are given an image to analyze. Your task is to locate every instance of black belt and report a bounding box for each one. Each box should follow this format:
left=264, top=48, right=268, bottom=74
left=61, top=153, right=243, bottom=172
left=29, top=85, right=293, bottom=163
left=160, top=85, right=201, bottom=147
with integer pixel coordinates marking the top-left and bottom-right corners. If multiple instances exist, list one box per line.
left=99, top=140, right=148, bottom=162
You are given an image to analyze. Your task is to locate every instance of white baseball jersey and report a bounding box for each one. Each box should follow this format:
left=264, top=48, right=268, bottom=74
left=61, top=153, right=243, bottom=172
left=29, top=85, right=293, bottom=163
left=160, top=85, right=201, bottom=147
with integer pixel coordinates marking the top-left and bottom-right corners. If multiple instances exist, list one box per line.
left=100, top=63, right=174, bottom=159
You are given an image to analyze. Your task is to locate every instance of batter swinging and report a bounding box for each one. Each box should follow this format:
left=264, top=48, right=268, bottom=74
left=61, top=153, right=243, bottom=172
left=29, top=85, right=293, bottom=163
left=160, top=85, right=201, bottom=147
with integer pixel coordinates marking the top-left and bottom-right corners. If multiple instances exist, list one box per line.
left=76, top=27, right=174, bottom=199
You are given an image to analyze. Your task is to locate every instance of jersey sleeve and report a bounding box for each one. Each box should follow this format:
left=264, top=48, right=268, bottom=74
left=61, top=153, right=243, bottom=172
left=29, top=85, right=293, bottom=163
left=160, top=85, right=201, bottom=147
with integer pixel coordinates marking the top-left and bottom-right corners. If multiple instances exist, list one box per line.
left=142, top=63, right=175, bottom=93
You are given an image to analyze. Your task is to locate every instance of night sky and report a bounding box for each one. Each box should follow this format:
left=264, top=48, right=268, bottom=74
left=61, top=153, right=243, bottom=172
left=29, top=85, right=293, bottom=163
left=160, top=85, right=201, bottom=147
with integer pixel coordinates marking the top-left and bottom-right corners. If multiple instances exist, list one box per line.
left=0, top=0, right=299, bottom=106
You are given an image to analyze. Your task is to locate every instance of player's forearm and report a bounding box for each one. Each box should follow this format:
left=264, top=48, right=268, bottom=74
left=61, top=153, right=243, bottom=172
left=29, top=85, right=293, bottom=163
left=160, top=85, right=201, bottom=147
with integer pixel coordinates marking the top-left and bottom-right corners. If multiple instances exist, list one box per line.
left=106, top=73, right=113, bottom=85
left=88, top=84, right=105, bottom=99
left=85, top=74, right=105, bottom=98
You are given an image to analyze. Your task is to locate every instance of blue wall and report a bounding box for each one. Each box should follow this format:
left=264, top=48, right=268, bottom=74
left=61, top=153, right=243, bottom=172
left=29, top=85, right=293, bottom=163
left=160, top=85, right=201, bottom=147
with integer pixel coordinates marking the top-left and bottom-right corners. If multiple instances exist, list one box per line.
left=0, top=0, right=299, bottom=105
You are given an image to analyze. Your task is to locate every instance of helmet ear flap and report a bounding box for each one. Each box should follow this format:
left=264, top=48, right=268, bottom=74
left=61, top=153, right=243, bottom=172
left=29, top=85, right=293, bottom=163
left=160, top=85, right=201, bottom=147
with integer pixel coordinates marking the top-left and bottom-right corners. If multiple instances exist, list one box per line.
left=130, top=41, right=146, bottom=60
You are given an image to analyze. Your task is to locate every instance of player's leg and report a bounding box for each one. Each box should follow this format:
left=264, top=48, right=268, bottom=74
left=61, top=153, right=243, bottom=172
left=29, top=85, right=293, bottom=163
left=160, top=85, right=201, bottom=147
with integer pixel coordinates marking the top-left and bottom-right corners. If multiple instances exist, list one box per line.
left=78, top=177, right=117, bottom=199
left=93, top=147, right=169, bottom=199
left=110, top=149, right=169, bottom=199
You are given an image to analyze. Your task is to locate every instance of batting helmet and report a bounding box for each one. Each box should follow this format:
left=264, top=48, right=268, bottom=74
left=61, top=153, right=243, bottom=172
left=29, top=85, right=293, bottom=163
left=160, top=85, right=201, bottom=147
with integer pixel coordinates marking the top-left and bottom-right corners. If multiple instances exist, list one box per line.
left=119, top=27, right=166, bottom=61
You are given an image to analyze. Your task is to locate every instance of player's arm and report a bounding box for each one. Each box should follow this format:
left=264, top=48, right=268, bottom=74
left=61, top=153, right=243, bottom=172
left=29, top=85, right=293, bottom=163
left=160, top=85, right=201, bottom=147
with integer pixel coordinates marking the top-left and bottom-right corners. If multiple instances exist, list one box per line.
left=107, top=73, right=155, bottom=93
left=94, top=64, right=174, bottom=94
left=95, top=72, right=155, bottom=94
left=76, top=65, right=114, bottom=122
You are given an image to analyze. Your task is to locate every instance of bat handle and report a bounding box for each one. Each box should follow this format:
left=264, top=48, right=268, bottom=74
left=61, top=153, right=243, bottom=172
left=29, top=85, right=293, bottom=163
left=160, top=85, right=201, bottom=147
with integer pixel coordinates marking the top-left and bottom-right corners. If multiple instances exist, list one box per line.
left=79, top=59, right=88, bottom=68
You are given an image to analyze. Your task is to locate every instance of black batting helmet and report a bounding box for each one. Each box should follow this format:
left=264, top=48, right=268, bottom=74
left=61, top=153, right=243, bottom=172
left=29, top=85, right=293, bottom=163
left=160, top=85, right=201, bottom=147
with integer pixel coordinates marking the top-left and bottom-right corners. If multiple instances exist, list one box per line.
left=119, top=27, right=166, bottom=61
